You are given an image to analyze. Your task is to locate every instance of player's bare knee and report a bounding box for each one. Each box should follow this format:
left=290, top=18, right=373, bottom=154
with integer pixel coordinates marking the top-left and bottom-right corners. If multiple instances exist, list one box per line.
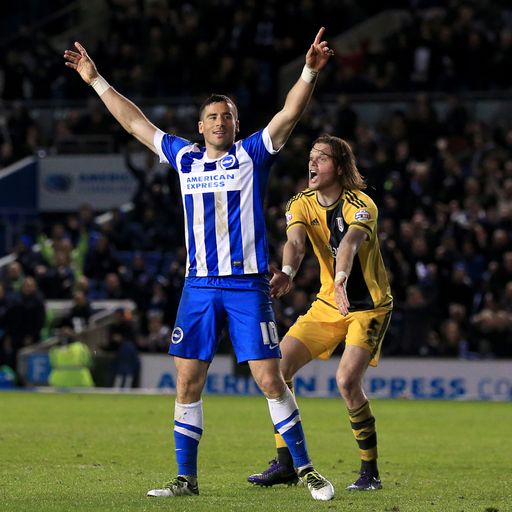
left=257, top=373, right=285, bottom=398
left=176, top=378, right=203, bottom=403
left=336, top=372, right=360, bottom=400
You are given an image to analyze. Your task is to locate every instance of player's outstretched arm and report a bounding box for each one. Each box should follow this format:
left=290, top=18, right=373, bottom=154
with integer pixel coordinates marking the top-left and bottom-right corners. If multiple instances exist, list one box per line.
left=334, top=227, right=368, bottom=316
left=64, top=42, right=158, bottom=153
left=269, top=225, right=307, bottom=298
left=267, top=27, right=334, bottom=150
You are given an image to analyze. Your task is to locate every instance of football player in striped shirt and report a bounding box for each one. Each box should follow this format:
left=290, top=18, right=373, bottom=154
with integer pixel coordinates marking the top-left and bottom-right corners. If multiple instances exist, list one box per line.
left=64, top=28, right=335, bottom=500
left=248, top=135, right=392, bottom=491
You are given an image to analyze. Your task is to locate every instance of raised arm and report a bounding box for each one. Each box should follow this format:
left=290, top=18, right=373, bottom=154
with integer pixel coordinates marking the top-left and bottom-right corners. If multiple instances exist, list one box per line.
left=334, top=227, right=368, bottom=315
left=64, top=42, right=158, bottom=153
left=269, top=225, right=307, bottom=298
left=267, top=27, right=334, bottom=150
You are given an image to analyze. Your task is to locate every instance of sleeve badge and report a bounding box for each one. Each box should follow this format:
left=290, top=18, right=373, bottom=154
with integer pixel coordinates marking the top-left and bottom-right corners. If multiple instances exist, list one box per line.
left=354, top=209, right=371, bottom=221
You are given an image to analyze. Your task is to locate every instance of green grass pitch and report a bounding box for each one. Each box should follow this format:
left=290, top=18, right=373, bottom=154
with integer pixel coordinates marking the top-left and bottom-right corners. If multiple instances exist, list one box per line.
left=1, top=391, right=511, bottom=512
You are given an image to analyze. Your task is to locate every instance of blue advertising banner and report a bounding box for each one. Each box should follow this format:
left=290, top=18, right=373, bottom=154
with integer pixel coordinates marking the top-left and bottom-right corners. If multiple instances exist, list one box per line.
left=38, top=155, right=138, bottom=211
left=26, top=353, right=51, bottom=385
left=139, top=355, right=512, bottom=401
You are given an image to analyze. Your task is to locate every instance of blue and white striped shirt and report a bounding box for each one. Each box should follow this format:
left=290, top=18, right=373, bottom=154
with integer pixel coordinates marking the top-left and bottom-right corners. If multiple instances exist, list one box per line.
left=154, top=127, right=279, bottom=277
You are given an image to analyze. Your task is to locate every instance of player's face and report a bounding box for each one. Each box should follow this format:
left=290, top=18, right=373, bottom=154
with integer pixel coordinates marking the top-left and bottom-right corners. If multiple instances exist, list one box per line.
left=198, top=101, right=239, bottom=152
left=308, top=143, right=340, bottom=190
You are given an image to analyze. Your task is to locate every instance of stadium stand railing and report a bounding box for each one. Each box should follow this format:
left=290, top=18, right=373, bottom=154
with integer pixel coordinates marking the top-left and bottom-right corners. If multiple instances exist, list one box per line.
left=16, top=298, right=136, bottom=387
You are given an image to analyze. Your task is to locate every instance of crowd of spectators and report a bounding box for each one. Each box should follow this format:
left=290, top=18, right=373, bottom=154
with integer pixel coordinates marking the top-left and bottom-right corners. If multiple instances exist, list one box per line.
left=0, top=0, right=387, bottom=101
left=321, top=1, right=512, bottom=95
left=0, top=201, right=187, bottom=381
left=1, top=0, right=512, bottom=382
left=270, top=91, right=512, bottom=360
left=3, top=1, right=512, bottom=164
left=2, top=88, right=512, bottom=374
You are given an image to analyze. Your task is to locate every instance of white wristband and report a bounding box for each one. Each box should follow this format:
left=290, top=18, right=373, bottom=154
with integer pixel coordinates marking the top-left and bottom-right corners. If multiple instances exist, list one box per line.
left=300, top=64, right=319, bottom=84
left=334, top=270, right=347, bottom=284
left=89, top=75, right=110, bottom=96
left=282, top=265, right=296, bottom=280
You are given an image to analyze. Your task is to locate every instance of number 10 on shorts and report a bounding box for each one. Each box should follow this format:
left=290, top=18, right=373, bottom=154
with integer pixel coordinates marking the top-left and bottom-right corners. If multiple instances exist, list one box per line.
left=260, top=321, right=279, bottom=349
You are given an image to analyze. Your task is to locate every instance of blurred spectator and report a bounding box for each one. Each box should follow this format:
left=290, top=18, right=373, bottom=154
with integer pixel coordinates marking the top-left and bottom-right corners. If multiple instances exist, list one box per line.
left=124, top=144, right=160, bottom=215
left=1, top=262, right=25, bottom=295
left=36, top=249, right=75, bottom=299
left=438, top=319, right=469, bottom=358
left=104, top=308, right=140, bottom=388
left=8, top=277, right=46, bottom=369
left=60, top=291, right=93, bottom=333
left=3, top=102, right=40, bottom=160
left=74, top=275, right=91, bottom=297
left=101, top=208, right=134, bottom=251
left=0, top=283, right=16, bottom=369
left=122, top=253, right=154, bottom=316
left=84, top=235, right=120, bottom=282
left=139, top=310, right=170, bottom=353
left=12, top=235, right=44, bottom=275
left=488, top=251, right=512, bottom=302
left=400, top=285, right=433, bottom=356
left=471, top=301, right=511, bottom=358
left=76, top=203, right=96, bottom=229
left=442, top=264, right=474, bottom=317
left=147, top=280, right=170, bottom=323
left=38, top=223, right=88, bottom=279
left=48, top=328, right=95, bottom=388
left=100, top=272, right=125, bottom=300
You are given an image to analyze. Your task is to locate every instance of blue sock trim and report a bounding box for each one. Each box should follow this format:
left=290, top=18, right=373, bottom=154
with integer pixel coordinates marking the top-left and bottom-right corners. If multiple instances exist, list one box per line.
left=174, top=419, right=204, bottom=436
left=274, top=409, right=300, bottom=432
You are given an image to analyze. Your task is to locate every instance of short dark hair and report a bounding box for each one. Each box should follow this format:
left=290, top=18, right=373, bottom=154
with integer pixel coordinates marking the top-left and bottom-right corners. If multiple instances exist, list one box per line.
left=199, top=94, right=238, bottom=120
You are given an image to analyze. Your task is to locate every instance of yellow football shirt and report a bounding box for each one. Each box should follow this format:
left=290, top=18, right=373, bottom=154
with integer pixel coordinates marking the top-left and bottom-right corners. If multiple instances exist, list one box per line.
left=285, top=188, right=392, bottom=312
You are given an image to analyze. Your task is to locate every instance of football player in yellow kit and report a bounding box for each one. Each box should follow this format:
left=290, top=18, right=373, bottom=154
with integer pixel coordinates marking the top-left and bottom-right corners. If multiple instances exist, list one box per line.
left=248, top=134, right=392, bottom=491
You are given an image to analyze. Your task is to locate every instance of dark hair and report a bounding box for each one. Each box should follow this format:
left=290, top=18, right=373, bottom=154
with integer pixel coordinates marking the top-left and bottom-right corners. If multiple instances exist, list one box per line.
left=313, top=134, right=366, bottom=190
left=199, top=94, right=238, bottom=120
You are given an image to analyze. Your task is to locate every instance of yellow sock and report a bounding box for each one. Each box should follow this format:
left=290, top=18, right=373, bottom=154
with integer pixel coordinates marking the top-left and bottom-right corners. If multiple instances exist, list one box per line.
left=347, top=400, right=378, bottom=467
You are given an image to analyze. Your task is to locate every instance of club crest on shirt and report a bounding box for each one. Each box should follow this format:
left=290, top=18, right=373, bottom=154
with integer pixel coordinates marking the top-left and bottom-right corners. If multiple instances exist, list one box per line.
left=336, top=217, right=344, bottom=232
left=171, top=327, right=184, bottom=344
left=355, top=209, right=371, bottom=221
left=219, top=155, right=237, bottom=170
left=285, top=212, right=293, bottom=224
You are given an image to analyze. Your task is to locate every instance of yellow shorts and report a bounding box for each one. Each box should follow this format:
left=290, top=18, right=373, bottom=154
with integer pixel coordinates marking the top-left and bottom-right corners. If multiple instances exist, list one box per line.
left=286, top=298, right=392, bottom=367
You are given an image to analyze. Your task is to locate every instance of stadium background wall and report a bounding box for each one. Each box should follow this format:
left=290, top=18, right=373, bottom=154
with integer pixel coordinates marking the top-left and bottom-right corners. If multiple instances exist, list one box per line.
left=19, top=352, right=512, bottom=401
left=139, top=355, right=512, bottom=400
